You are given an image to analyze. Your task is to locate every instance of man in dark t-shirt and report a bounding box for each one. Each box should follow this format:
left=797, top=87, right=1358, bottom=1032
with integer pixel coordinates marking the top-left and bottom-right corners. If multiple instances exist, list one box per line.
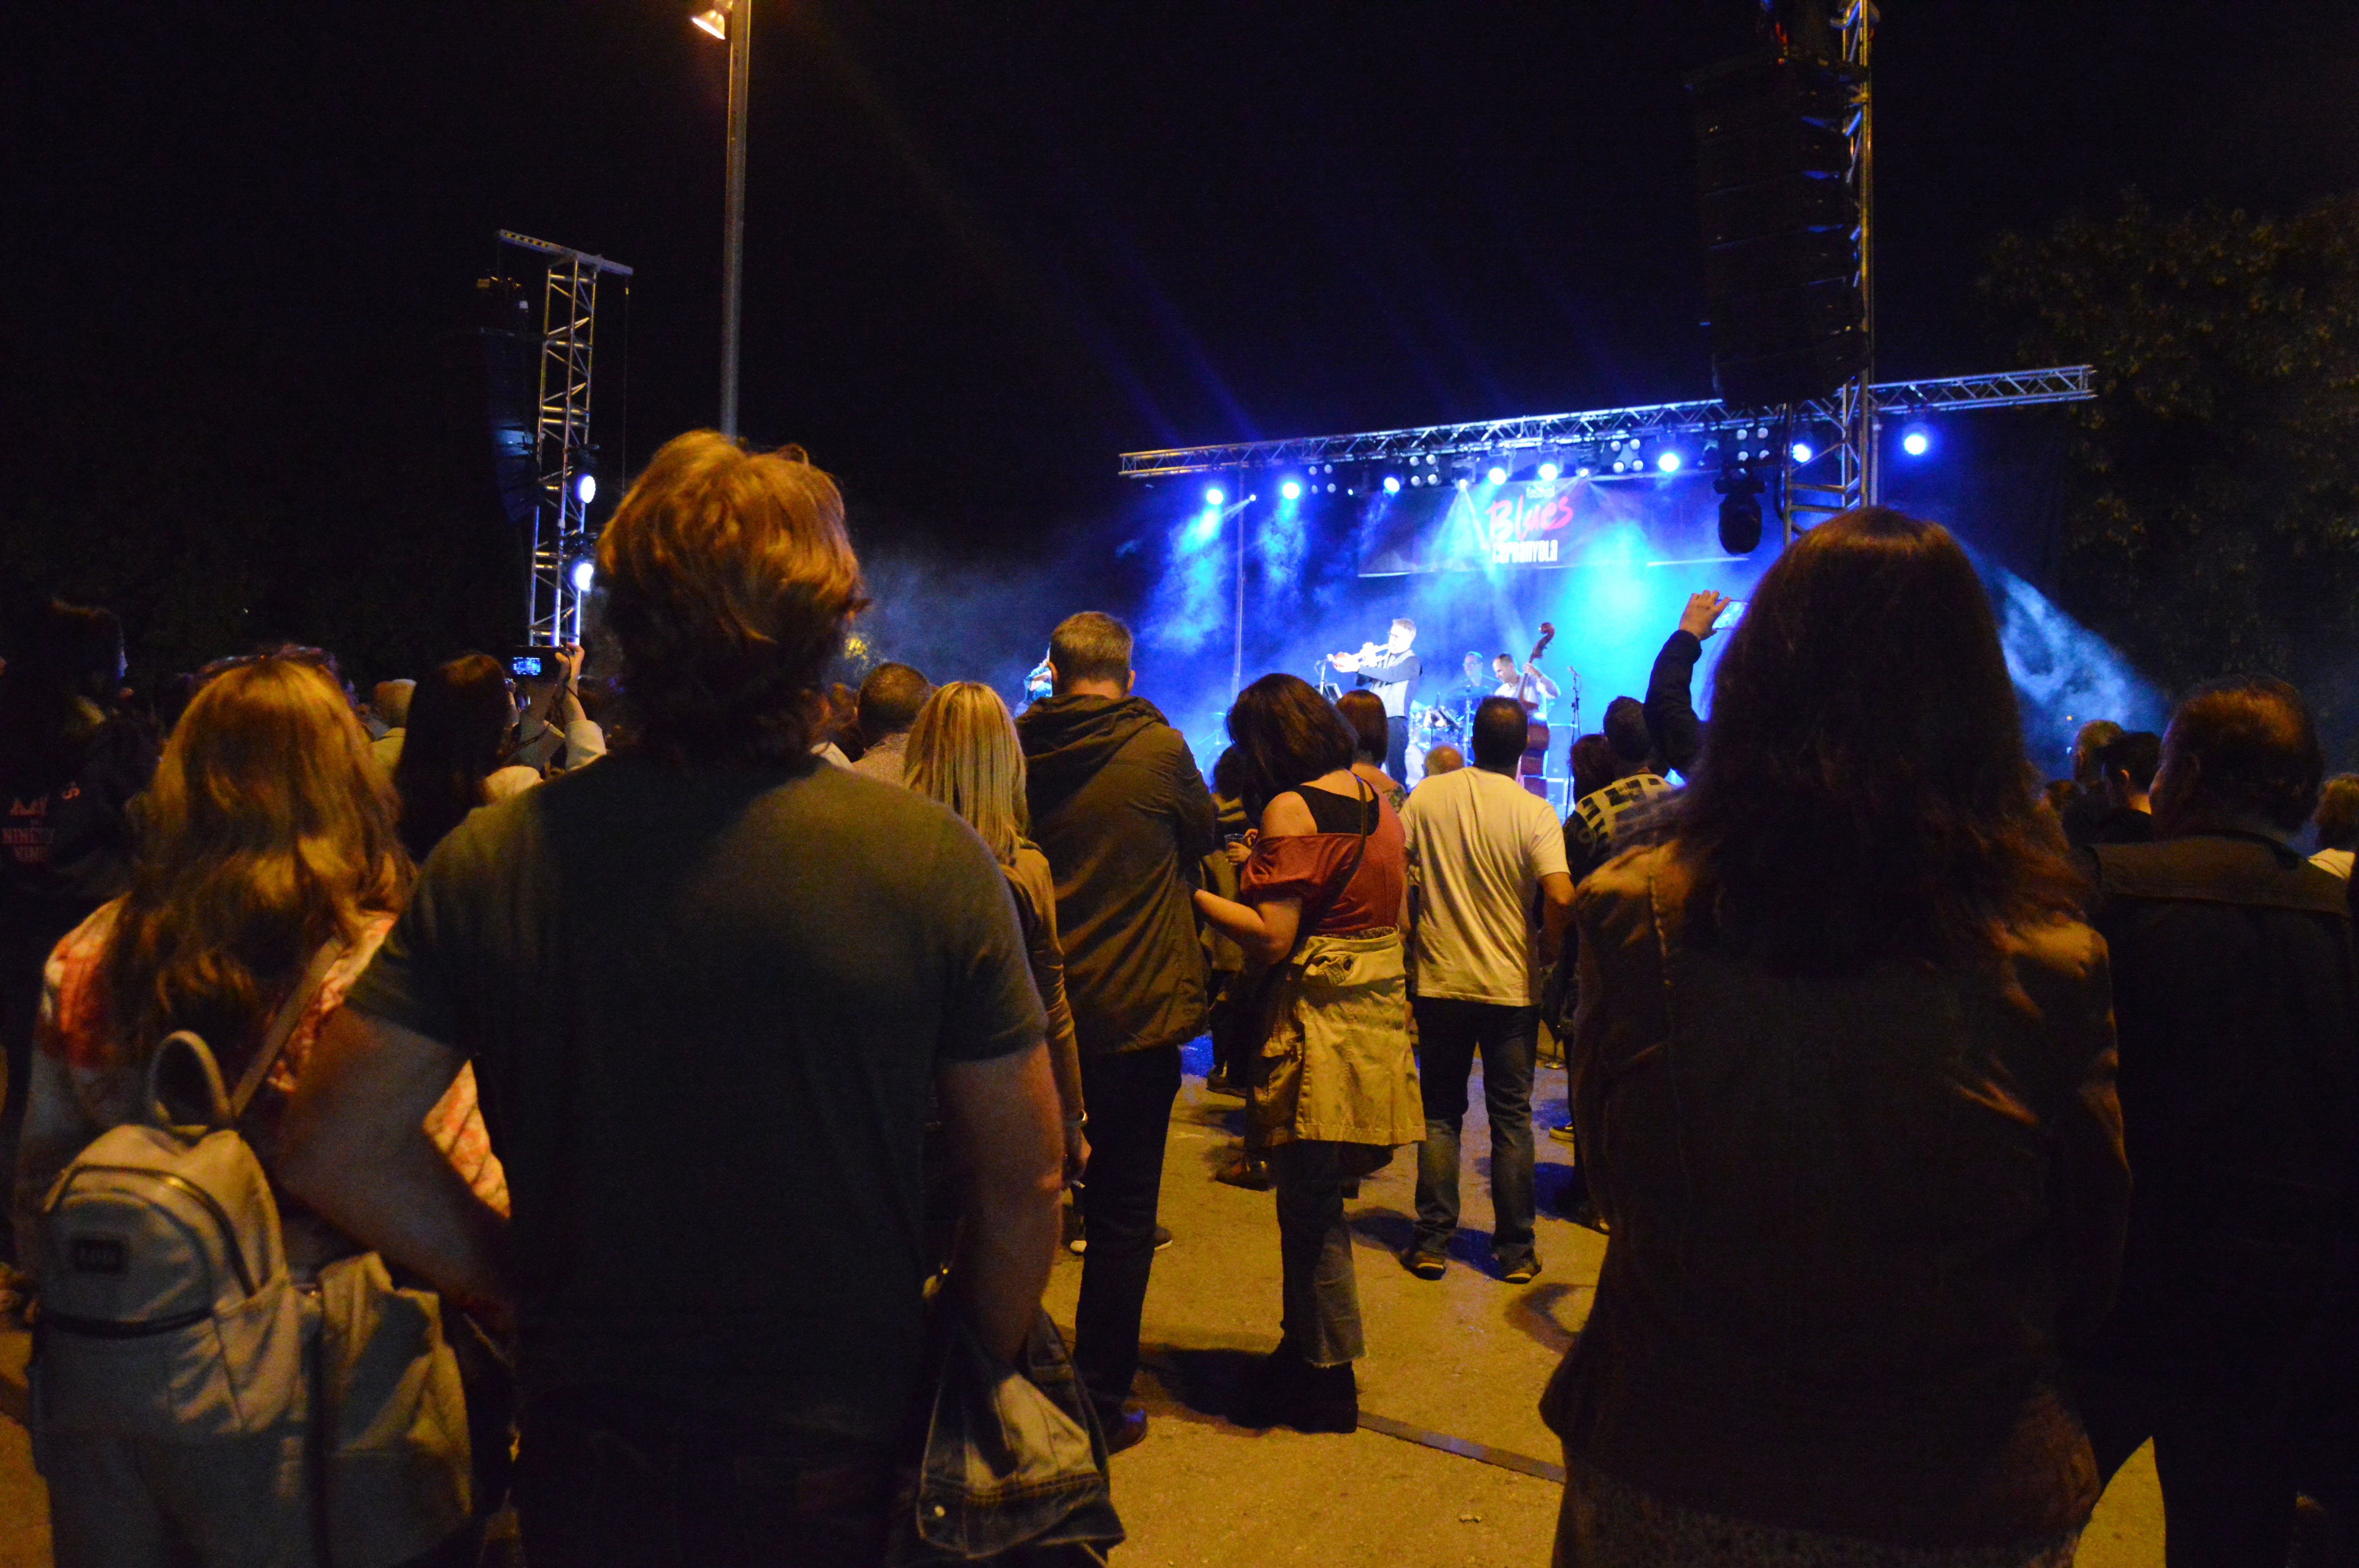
left=281, top=433, right=1065, bottom=1567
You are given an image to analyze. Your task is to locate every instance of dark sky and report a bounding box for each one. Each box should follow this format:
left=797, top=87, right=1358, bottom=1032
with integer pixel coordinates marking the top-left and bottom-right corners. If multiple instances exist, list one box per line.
left=7, top=3, right=2359, bottom=570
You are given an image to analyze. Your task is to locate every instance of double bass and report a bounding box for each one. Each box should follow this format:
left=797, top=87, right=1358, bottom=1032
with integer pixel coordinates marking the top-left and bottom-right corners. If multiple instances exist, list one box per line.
left=1512, top=622, right=1556, bottom=783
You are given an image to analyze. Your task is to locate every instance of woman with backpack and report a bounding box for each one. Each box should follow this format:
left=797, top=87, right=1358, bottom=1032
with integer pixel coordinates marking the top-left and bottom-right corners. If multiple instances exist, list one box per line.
left=1190, top=673, right=1422, bottom=1435
left=11, top=652, right=503, bottom=1568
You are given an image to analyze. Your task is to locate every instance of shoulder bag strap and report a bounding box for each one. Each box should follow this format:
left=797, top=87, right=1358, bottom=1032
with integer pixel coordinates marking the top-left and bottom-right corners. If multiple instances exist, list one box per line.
left=229, top=938, right=348, bottom=1122
left=1278, top=779, right=1374, bottom=967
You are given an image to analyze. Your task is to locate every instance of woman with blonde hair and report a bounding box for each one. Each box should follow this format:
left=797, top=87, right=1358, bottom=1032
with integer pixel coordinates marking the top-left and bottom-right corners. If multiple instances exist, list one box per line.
left=904, top=679, right=1088, bottom=1180
left=12, top=652, right=504, bottom=1567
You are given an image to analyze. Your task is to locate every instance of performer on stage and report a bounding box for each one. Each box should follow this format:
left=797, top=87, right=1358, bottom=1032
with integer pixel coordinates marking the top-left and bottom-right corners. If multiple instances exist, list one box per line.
left=1494, top=650, right=1562, bottom=721
left=1330, top=617, right=1421, bottom=780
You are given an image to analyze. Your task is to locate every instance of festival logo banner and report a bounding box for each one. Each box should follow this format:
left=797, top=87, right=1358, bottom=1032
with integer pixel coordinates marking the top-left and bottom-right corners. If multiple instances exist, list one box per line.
left=1357, top=473, right=1725, bottom=576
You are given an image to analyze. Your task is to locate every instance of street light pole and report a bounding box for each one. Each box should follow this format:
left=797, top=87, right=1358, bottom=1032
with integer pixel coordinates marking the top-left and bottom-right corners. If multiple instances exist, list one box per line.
left=718, top=0, right=751, bottom=438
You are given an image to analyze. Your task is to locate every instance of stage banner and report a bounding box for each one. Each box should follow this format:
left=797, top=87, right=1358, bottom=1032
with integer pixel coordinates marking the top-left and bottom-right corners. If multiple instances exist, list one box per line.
left=1357, top=473, right=1725, bottom=576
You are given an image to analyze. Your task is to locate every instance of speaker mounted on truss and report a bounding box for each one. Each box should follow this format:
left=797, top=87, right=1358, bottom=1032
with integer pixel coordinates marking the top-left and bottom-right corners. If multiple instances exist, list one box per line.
left=1689, top=52, right=1867, bottom=409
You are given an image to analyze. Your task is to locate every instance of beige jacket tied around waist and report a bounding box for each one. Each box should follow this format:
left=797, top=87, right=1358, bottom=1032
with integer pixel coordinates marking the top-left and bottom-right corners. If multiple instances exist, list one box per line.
left=1250, top=928, right=1425, bottom=1149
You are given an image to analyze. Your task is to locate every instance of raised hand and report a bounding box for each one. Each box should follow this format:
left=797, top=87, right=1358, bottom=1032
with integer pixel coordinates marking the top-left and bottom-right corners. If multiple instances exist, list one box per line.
left=1679, top=591, right=1734, bottom=641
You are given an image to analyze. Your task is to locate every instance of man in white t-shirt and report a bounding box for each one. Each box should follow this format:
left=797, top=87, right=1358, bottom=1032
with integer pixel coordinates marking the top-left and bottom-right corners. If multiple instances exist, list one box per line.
left=1397, top=696, right=1574, bottom=1283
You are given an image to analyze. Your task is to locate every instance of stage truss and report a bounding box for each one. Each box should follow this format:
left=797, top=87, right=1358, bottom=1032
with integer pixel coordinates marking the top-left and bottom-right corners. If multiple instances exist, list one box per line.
left=501, top=230, right=633, bottom=647
left=1116, top=363, right=2094, bottom=488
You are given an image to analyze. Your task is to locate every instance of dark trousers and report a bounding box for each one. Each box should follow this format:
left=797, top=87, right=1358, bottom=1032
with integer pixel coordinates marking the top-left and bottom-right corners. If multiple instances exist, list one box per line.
left=1385, top=714, right=1409, bottom=783
left=1073, top=1044, right=1181, bottom=1412
left=1411, top=997, right=1539, bottom=1263
left=514, top=1390, right=889, bottom=1568
left=2072, top=1293, right=2326, bottom=1568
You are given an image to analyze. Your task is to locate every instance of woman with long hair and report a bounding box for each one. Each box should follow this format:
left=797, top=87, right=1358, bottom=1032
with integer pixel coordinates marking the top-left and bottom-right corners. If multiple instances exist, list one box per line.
left=392, top=652, right=538, bottom=862
left=902, top=680, right=1088, bottom=1180
left=11, top=653, right=503, bottom=1566
left=1544, top=508, right=2127, bottom=1567
left=1191, top=673, right=1422, bottom=1434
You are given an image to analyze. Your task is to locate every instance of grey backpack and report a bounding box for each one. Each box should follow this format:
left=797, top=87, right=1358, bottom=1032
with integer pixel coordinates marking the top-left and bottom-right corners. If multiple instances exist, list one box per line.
left=31, top=944, right=340, bottom=1445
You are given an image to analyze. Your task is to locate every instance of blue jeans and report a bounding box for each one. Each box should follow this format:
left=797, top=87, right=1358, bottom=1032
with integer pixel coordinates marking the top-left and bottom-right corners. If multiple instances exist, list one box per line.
left=1270, top=1141, right=1366, bottom=1367
left=1411, top=997, right=1539, bottom=1264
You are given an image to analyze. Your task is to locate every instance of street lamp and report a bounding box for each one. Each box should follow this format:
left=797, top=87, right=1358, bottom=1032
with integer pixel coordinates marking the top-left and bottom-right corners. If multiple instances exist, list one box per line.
left=691, top=0, right=752, bottom=437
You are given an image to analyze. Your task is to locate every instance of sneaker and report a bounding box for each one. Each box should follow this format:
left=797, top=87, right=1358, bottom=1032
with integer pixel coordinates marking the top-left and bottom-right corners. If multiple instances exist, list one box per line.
left=1099, top=1399, right=1150, bottom=1455
left=1153, top=1225, right=1174, bottom=1252
left=1547, top=1122, right=1578, bottom=1146
left=1063, top=1207, right=1087, bottom=1256
left=1203, top=1067, right=1243, bottom=1098
left=1401, top=1247, right=1448, bottom=1280
left=1214, top=1154, right=1273, bottom=1190
left=1498, top=1254, right=1541, bottom=1285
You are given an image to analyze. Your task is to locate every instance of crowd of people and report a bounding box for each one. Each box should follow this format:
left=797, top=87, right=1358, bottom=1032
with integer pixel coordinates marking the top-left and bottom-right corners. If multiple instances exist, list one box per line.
left=0, top=430, right=2351, bottom=1568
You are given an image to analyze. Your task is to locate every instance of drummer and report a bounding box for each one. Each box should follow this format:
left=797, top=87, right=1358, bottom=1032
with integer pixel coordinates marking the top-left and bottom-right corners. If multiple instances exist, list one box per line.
left=1456, top=650, right=1491, bottom=714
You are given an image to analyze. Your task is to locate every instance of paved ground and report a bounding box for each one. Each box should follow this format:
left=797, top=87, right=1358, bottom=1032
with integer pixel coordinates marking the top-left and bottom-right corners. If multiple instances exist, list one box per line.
left=0, top=1044, right=2165, bottom=1566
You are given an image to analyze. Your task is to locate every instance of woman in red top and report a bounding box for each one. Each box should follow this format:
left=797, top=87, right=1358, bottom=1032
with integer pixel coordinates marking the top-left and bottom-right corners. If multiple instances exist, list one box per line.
left=1194, top=675, right=1422, bottom=1434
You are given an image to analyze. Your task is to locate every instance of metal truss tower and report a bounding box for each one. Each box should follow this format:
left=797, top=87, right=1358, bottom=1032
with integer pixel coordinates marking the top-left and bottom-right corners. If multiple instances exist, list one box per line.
left=500, top=230, right=634, bottom=647
left=1781, top=0, right=1876, bottom=541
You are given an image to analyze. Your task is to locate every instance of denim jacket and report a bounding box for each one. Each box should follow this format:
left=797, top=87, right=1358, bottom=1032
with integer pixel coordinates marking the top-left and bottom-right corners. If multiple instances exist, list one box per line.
left=887, top=1309, right=1123, bottom=1566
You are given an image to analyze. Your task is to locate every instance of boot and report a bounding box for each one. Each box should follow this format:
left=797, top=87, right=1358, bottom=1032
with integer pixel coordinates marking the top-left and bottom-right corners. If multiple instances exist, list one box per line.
left=1240, top=1341, right=1358, bottom=1434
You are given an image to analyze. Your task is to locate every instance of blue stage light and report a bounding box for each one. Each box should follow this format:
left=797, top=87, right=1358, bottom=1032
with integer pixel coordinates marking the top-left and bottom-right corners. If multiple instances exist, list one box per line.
left=1790, top=442, right=1814, bottom=464
left=1487, top=465, right=1507, bottom=485
left=570, top=559, right=596, bottom=592
left=1656, top=450, right=1681, bottom=474
left=1382, top=475, right=1401, bottom=494
left=1901, top=429, right=1931, bottom=457
left=1203, top=485, right=1224, bottom=506
left=1280, top=479, right=1302, bottom=501
left=1538, top=462, right=1559, bottom=481
left=1576, top=465, right=1592, bottom=477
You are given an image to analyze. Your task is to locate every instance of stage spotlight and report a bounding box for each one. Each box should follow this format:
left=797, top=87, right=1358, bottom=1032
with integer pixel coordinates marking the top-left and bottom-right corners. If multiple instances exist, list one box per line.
left=574, top=472, right=598, bottom=506
left=1612, top=460, right=1628, bottom=474
left=1203, top=485, right=1225, bottom=506
left=1657, top=450, right=1682, bottom=474
left=1280, top=479, right=1303, bottom=500
left=691, top=4, right=730, bottom=39
left=1717, top=489, right=1764, bottom=555
left=1382, top=475, right=1401, bottom=494
left=1576, top=465, right=1592, bottom=477
left=1538, top=461, right=1559, bottom=481
left=1901, top=428, right=1932, bottom=457
left=1486, top=465, right=1507, bottom=485
left=570, top=558, right=596, bottom=593
left=1790, top=442, right=1814, bottom=464
left=1456, top=477, right=1469, bottom=490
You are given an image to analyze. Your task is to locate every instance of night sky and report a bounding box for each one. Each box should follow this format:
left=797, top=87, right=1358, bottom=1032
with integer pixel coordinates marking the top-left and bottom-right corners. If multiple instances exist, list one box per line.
left=6, top=4, right=2359, bottom=660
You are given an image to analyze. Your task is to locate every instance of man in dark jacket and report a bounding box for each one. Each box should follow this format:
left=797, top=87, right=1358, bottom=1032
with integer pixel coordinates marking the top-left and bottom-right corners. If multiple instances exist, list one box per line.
left=2074, top=676, right=2358, bottom=1565
left=1017, top=610, right=1217, bottom=1449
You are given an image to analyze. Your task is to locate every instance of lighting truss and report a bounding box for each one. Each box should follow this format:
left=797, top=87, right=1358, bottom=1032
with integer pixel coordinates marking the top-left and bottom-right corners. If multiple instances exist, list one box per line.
left=500, top=230, right=633, bottom=647
left=1115, top=365, right=2093, bottom=480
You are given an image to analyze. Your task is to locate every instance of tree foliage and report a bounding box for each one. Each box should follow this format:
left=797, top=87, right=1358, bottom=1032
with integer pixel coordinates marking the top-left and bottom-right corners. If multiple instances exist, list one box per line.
left=1981, top=194, right=2359, bottom=719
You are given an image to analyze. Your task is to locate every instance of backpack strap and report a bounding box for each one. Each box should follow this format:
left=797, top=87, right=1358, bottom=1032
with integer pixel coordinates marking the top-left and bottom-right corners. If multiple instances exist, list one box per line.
left=228, top=939, right=347, bottom=1122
